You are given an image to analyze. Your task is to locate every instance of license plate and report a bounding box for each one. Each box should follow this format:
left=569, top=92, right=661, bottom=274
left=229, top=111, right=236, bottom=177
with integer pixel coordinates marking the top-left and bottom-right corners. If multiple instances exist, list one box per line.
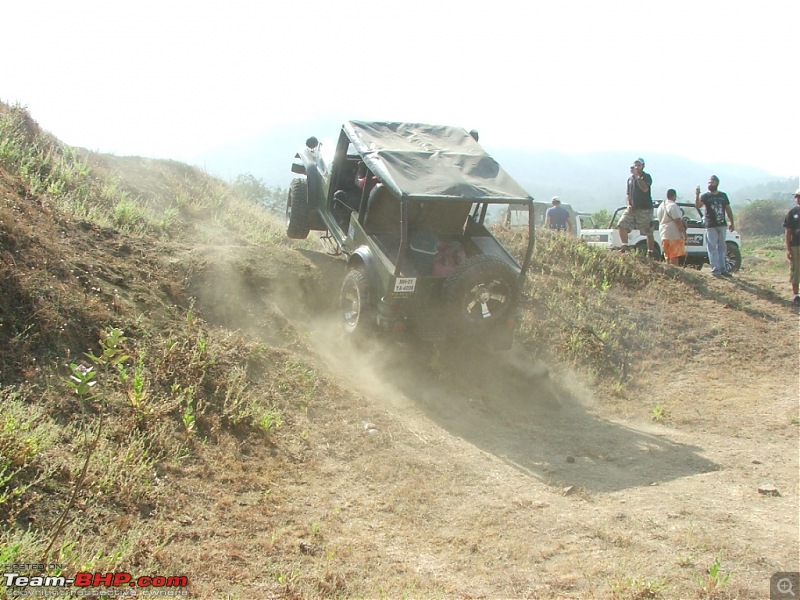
left=584, top=234, right=609, bottom=243
left=393, top=277, right=417, bottom=293
left=686, top=234, right=704, bottom=246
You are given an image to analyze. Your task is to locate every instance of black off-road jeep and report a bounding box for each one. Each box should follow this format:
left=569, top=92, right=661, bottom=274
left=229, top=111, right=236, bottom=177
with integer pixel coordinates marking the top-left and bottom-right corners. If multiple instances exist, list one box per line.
left=285, top=121, right=535, bottom=350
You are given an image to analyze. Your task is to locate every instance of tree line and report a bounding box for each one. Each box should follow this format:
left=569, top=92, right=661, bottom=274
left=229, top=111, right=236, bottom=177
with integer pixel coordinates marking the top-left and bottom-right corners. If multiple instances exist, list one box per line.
left=230, top=173, right=285, bottom=217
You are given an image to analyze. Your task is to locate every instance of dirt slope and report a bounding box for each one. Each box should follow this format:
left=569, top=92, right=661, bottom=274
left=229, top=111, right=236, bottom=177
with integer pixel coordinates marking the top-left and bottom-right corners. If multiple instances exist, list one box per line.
left=0, top=130, right=798, bottom=600
left=147, top=203, right=799, bottom=597
left=165, top=260, right=799, bottom=599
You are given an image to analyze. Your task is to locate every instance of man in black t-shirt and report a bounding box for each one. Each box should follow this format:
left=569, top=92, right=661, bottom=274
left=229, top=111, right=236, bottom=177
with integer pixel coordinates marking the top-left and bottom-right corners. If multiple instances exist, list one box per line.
left=695, top=175, right=735, bottom=278
left=784, top=188, right=800, bottom=306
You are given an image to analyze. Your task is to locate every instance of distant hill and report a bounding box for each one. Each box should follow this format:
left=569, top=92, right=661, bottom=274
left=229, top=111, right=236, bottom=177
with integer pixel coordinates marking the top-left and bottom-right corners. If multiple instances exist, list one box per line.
left=190, top=116, right=340, bottom=190
left=191, top=120, right=798, bottom=213
left=734, top=177, right=800, bottom=204
left=492, top=149, right=799, bottom=212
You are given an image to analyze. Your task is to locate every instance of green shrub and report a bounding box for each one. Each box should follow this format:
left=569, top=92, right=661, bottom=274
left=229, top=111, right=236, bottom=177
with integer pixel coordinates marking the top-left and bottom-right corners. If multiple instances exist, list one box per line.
left=736, top=199, right=791, bottom=237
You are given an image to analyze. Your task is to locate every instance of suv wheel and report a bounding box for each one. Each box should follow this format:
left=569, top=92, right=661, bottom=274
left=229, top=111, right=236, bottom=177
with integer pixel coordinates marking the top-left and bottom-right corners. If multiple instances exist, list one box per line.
left=286, top=178, right=310, bottom=239
left=725, top=241, right=742, bottom=272
left=340, top=267, right=375, bottom=337
left=634, top=241, right=662, bottom=261
left=443, top=255, right=516, bottom=332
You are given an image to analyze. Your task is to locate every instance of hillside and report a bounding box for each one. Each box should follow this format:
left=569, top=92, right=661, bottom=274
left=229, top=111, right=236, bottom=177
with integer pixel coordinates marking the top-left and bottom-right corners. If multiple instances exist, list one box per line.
left=0, top=103, right=798, bottom=599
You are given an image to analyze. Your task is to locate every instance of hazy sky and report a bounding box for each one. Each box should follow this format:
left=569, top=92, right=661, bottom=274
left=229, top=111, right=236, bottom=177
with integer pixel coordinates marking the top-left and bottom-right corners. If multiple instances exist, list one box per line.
left=4, top=0, right=798, bottom=177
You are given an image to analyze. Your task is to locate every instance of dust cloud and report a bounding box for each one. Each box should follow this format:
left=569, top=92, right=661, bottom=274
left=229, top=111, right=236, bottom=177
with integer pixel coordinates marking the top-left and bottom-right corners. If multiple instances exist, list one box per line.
left=186, top=238, right=719, bottom=493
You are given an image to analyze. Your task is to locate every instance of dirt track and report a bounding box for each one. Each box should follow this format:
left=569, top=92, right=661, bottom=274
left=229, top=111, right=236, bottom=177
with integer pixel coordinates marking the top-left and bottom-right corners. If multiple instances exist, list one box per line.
left=159, top=238, right=799, bottom=599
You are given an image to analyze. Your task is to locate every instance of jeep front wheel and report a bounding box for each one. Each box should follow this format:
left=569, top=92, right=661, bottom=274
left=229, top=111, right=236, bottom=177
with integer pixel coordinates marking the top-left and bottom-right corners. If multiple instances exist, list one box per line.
left=442, top=255, right=516, bottom=332
left=725, top=242, right=741, bottom=273
left=286, top=177, right=310, bottom=239
left=340, top=267, right=375, bottom=337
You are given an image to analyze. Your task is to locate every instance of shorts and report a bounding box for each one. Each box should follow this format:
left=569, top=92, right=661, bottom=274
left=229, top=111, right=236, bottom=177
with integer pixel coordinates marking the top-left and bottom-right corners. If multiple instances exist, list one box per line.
left=618, top=208, right=653, bottom=235
left=662, top=238, right=686, bottom=260
left=791, top=246, right=800, bottom=285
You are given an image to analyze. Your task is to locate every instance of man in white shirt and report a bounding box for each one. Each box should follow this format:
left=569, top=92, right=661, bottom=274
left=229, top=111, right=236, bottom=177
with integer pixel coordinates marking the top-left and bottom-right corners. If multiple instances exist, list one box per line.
left=657, top=189, right=687, bottom=265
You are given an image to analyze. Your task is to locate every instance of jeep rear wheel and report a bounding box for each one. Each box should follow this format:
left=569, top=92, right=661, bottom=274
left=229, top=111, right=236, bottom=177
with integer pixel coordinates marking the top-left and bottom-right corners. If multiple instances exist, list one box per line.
left=286, top=178, right=310, bottom=239
left=340, top=267, right=375, bottom=337
left=442, top=255, right=516, bottom=332
left=725, top=241, right=742, bottom=272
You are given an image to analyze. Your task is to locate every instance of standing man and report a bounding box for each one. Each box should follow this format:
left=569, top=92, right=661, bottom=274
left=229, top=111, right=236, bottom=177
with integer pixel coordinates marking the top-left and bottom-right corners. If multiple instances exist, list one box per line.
left=544, top=197, right=573, bottom=235
left=783, top=188, right=800, bottom=306
left=657, top=189, right=687, bottom=265
left=695, top=175, right=735, bottom=278
left=618, top=158, right=655, bottom=256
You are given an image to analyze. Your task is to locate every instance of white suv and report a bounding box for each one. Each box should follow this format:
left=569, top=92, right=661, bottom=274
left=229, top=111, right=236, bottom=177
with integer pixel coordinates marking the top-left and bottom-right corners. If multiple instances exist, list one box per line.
left=580, top=202, right=742, bottom=271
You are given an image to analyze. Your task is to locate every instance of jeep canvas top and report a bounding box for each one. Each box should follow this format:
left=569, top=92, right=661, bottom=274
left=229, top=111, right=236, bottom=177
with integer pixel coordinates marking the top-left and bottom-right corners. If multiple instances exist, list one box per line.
left=343, top=121, right=532, bottom=201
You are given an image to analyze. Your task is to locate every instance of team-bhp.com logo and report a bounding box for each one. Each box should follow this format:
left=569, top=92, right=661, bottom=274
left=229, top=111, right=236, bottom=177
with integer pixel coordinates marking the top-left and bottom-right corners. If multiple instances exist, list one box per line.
left=3, top=571, right=188, bottom=596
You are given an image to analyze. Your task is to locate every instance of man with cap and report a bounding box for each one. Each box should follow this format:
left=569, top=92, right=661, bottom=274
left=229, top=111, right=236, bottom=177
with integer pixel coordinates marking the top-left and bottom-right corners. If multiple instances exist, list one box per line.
left=695, top=175, right=735, bottom=278
left=544, top=196, right=572, bottom=234
left=783, top=188, right=800, bottom=305
left=618, top=158, right=655, bottom=255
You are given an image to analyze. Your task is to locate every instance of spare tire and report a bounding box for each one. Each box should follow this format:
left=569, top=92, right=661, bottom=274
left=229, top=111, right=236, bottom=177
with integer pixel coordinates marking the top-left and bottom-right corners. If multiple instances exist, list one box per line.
left=286, top=178, right=310, bottom=239
left=442, top=255, right=517, bottom=333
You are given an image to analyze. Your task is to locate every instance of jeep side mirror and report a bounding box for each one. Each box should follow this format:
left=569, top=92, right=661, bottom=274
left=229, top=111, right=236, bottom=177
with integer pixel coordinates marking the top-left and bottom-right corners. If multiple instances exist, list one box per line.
left=306, top=136, right=319, bottom=149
